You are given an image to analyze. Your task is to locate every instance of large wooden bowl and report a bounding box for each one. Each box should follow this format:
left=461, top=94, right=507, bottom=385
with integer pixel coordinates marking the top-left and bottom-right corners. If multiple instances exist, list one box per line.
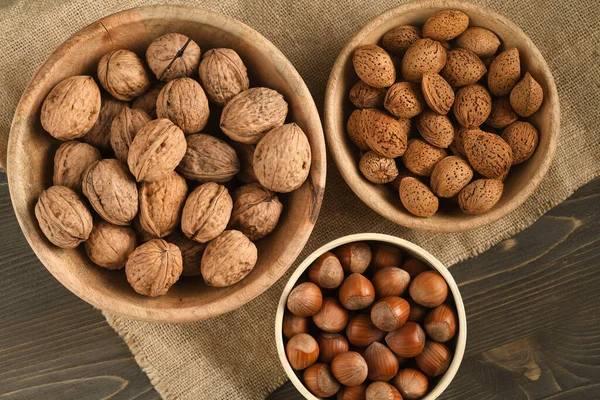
left=7, top=5, right=326, bottom=323
left=324, top=0, right=559, bottom=232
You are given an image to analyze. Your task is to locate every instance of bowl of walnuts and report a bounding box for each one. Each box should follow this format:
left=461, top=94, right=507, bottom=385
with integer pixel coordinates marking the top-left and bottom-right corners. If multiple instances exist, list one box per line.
left=276, top=233, right=467, bottom=399
left=7, top=5, right=325, bottom=322
left=324, top=0, right=559, bottom=232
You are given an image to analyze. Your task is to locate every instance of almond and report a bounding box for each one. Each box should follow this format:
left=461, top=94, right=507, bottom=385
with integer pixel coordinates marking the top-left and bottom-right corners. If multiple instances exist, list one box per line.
left=400, top=177, right=439, bottom=217
left=359, top=151, right=399, bottom=184
left=458, top=179, right=503, bottom=214
left=390, top=167, right=416, bottom=192
left=353, top=45, right=396, bottom=88
left=350, top=80, right=387, bottom=109
left=509, top=72, right=544, bottom=117
left=401, top=39, right=447, bottom=83
left=382, top=26, right=422, bottom=55
left=449, top=126, right=473, bottom=156
left=422, top=10, right=469, bottom=41
left=421, top=73, right=455, bottom=115
left=463, top=129, right=513, bottom=179
left=347, top=109, right=369, bottom=151
left=362, top=109, right=410, bottom=158
left=488, top=48, right=521, bottom=96
left=402, top=138, right=448, bottom=176
left=416, top=109, right=454, bottom=148
left=441, top=48, right=487, bottom=87
left=485, top=97, right=518, bottom=128
left=453, top=84, right=492, bottom=128
left=454, top=27, right=501, bottom=58
left=501, top=121, right=539, bottom=164
left=430, top=156, right=474, bottom=197
left=384, top=82, right=425, bottom=118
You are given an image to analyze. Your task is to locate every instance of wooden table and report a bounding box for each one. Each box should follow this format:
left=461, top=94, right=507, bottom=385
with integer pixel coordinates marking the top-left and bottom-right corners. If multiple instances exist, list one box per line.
left=1, top=174, right=599, bottom=399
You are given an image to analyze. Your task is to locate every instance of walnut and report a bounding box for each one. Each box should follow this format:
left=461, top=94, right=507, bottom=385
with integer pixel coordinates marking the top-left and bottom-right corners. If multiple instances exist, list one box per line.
left=139, top=171, right=188, bottom=237
left=82, top=159, right=139, bottom=226
left=83, top=94, right=128, bottom=149
left=97, top=50, right=151, bottom=101
left=156, top=77, right=209, bottom=134
left=177, top=134, right=240, bottom=182
left=35, top=185, right=93, bottom=249
left=127, top=119, right=187, bottom=182
left=84, top=219, right=137, bottom=270
left=199, top=48, right=250, bottom=106
left=125, top=239, right=182, bottom=297
left=253, top=123, right=311, bottom=193
left=229, top=183, right=282, bottom=241
left=110, top=106, right=152, bottom=164
left=132, top=216, right=158, bottom=243
left=181, top=182, right=233, bottom=243
left=132, top=84, right=163, bottom=118
left=230, top=142, right=258, bottom=183
left=167, top=230, right=206, bottom=277
left=40, top=75, right=101, bottom=140
left=53, top=141, right=101, bottom=192
left=146, top=33, right=201, bottom=81
left=201, top=230, right=258, bottom=287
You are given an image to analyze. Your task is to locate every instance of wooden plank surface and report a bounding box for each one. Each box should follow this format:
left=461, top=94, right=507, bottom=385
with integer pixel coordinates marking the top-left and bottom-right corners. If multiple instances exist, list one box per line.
left=1, top=174, right=599, bottom=399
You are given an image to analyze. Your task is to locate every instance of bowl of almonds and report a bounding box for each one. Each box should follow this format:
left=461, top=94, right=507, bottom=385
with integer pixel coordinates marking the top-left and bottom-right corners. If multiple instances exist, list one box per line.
left=325, top=0, right=559, bottom=232
left=7, top=5, right=325, bottom=322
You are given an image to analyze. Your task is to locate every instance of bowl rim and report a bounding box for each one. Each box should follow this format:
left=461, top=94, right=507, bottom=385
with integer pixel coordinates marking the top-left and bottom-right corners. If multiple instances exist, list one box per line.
left=7, top=5, right=326, bottom=323
left=324, top=0, right=560, bottom=233
left=275, top=233, right=468, bottom=400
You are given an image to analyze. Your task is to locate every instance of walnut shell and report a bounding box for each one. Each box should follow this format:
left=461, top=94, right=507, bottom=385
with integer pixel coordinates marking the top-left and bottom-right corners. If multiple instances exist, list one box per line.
left=199, top=48, right=250, bottom=107
left=146, top=33, right=201, bottom=81
left=35, top=186, right=93, bottom=249
left=40, top=76, right=101, bottom=140
left=229, top=183, right=283, bottom=241
left=253, top=123, right=311, bottom=193
left=125, top=239, right=182, bottom=297
left=359, top=151, right=399, bottom=184
left=97, top=50, right=151, bottom=101
left=82, top=159, right=139, bottom=226
left=220, top=87, right=288, bottom=144
left=181, top=182, right=233, bottom=243
left=347, top=109, right=369, bottom=151
left=453, top=84, right=492, bottom=128
left=53, top=141, right=102, bottom=192
left=501, top=121, right=539, bottom=164
left=132, top=216, right=158, bottom=244
left=361, top=109, right=410, bottom=158
left=132, top=85, right=163, bottom=118
left=384, top=82, right=425, bottom=118
left=349, top=80, right=386, bottom=109
left=201, top=230, right=258, bottom=287
left=127, top=119, right=187, bottom=182
left=82, top=94, right=128, bottom=149
left=230, top=142, right=258, bottom=184
left=110, top=107, right=152, bottom=164
left=430, top=156, right=474, bottom=197
left=85, top=219, right=137, bottom=270
left=166, top=231, right=207, bottom=277
left=177, top=134, right=240, bottom=182
left=139, top=171, right=188, bottom=237
left=156, top=77, right=210, bottom=134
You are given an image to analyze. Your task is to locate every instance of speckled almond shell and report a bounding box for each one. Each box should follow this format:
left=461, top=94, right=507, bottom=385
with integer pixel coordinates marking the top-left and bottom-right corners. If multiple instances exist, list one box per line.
left=382, top=25, right=422, bottom=55
left=201, top=230, right=258, bottom=287
left=449, top=126, right=476, bottom=156
left=125, top=239, right=182, bottom=297
left=463, top=129, right=513, bottom=179
left=84, top=220, right=136, bottom=270
left=488, top=48, right=521, bottom=96
left=458, top=179, right=504, bottom=214
left=430, top=155, right=474, bottom=197
left=359, top=151, right=399, bottom=184
left=384, top=82, right=425, bottom=118
left=146, top=33, right=201, bottom=81
left=139, top=171, right=188, bottom=238
left=156, top=77, right=210, bottom=134
left=97, top=50, right=151, bottom=101
left=352, top=45, right=396, bottom=88
left=199, top=48, right=249, bottom=107
left=127, top=119, right=187, bottom=183
left=454, top=27, right=501, bottom=58
left=509, top=72, right=544, bottom=117
left=422, top=10, right=469, bottom=41
left=401, top=138, right=448, bottom=176
left=83, top=94, right=128, bottom=149
left=110, top=106, right=152, bottom=164
left=441, top=48, right=487, bottom=87
left=416, top=109, right=454, bottom=148
left=399, top=177, right=439, bottom=217
left=401, top=39, right=447, bottom=83
left=485, top=97, right=518, bottom=129
left=229, top=183, right=283, bottom=241
left=177, top=133, right=240, bottom=182
left=501, top=121, right=539, bottom=164
left=453, top=84, right=492, bottom=128
left=361, top=109, right=410, bottom=158
left=347, top=109, right=370, bottom=151
left=421, top=73, right=455, bottom=115
left=181, top=182, right=233, bottom=243
left=350, top=80, right=387, bottom=109
left=53, top=141, right=101, bottom=193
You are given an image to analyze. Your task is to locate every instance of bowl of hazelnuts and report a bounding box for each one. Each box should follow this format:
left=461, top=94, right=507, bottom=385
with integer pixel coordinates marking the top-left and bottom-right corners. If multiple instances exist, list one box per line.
left=7, top=5, right=325, bottom=322
left=324, top=0, right=559, bottom=232
left=276, top=233, right=467, bottom=399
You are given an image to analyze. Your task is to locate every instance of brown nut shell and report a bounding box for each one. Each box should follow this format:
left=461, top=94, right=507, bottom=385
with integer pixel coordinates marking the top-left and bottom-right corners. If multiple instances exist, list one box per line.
left=359, top=151, right=399, bottom=184
left=454, top=27, right=501, bottom=58
left=97, top=50, right=151, bottom=101
left=146, top=33, right=201, bottom=81
left=362, top=109, right=410, bottom=158
left=364, top=342, right=400, bottom=382
left=132, top=85, right=162, bottom=118
left=335, top=242, right=372, bottom=274
left=485, top=97, right=518, bottom=129
left=332, top=352, right=368, bottom=387
left=200, top=230, right=258, bottom=287
left=382, top=25, right=421, bottom=55
left=453, top=84, right=492, bottom=128
left=401, top=39, right=447, bottom=83
left=110, top=107, right=152, bottom=164
left=181, top=182, right=233, bottom=243
left=400, top=177, right=439, bottom=217
left=416, top=109, right=454, bottom=148
left=415, top=341, right=452, bottom=377
left=430, top=155, right=474, bottom=198
left=350, top=80, right=386, bottom=109
left=156, top=77, right=210, bottom=134
left=501, top=121, right=539, bottom=164
left=509, top=72, right=544, bottom=117
left=139, top=171, right=187, bottom=237
left=352, top=44, right=396, bottom=88
left=421, top=73, right=454, bottom=115
left=166, top=230, right=206, bottom=277
left=347, top=109, right=369, bottom=151
left=384, top=82, right=425, bottom=118
left=83, top=94, right=128, bottom=149
left=199, top=48, right=249, bottom=107
left=286, top=333, right=320, bottom=370
left=125, top=239, right=182, bottom=296
left=385, top=321, right=426, bottom=358
left=229, top=183, right=283, bottom=241
left=463, top=129, right=513, bottom=179
left=422, top=10, right=469, bottom=41
left=458, top=178, right=504, bottom=214
left=304, top=364, right=341, bottom=398
left=401, top=139, right=448, bottom=177
left=441, top=48, right=487, bottom=87
left=85, top=220, right=137, bottom=270
left=393, top=368, right=429, bottom=399
left=53, top=141, right=102, bottom=193
left=230, top=142, right=258, bottom=184
left=488, top=48, right=521, bottom=96
left=177, top=133, right=240, bottom=182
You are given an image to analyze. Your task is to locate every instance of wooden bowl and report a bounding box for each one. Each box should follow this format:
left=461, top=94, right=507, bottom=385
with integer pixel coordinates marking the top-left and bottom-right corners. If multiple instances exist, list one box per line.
left=7, top=5, right=326, bottom=323
left=324, top=0, right=559, bottom=232
left=275, top=233, right=467, bottom=399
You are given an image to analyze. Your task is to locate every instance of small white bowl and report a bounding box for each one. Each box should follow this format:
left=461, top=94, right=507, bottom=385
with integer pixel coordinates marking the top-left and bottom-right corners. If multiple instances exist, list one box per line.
left=275, top=233, right=467, bottom=399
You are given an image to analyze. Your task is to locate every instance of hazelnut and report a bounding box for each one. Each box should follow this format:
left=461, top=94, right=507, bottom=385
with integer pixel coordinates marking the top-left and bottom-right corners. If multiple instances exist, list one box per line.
left=139, top=171, right=187, bottom=237
left=200, top=230, right=257, bottom=287
left=364, top=342, right=399, bottom=381
left=401, top=258, right=429, bottom=278
left=177, top=133, right=240, bottom=183
left=229, top=183, right=282, bottom=241
left=337, top=384, right=367, bottom=400
left=283, top=312, right=310, bottom=339
left=339, top=273, right=375, bottom=310
left=407, top=299, right=429, bottom=322
left=125, top=239, right=182, bottom=297
left=53, top=141, right=101, bottom=193
left=372, top=244, right=403, bottom=270
left=317, top=333, right=349, bottom=364
left=97, top=50, right=151, bottom=101
left=372, top=267, right=411, bottom=298
left=332, top=352, right=368, bottom=387
left=181, top=182, right=233, bottom=243
left=308, top=252, right=344, bottom=289
left=287, top=282, right=323, bottom=317
left=85, top=219, right=136, bottom=270
left=304, top=363, right=341, bottom=398
left=313, top=298, right=349, bottom=333
left=409, top=271, right=449, bottom=308
left=110, top=107, right=152, bottom=164
left=335, top=242, right=372, bottom=274
left=366, top=382, right=402, bottom=400
left=424, top=304, right=457, bottom=342
left=199, top=48, right=250, bottom=107
left=346, top=314, right=385, bottom=347
left=286, top=333, right=319, bottom=370
left=393, top=368, right=429, bottom=399
left=166, top=230, right=206, bottom=277
left=146, top=33, right=201, bottom=81
left=415, top=341, right=452, bottom=377
left=156, top=77, right=210, bottom=134
left=385, top=321, right=426, bottom=358
left=370, top=296, right=410, bottom=332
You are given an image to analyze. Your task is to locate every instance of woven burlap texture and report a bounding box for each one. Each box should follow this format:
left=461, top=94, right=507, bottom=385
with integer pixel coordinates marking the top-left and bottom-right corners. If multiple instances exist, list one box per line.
left=2, top=0, right=599, bottom=398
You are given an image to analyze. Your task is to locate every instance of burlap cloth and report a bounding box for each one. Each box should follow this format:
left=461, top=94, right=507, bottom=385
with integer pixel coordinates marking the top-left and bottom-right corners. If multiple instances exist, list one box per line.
left=1, top=0, right=599, bottom=398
